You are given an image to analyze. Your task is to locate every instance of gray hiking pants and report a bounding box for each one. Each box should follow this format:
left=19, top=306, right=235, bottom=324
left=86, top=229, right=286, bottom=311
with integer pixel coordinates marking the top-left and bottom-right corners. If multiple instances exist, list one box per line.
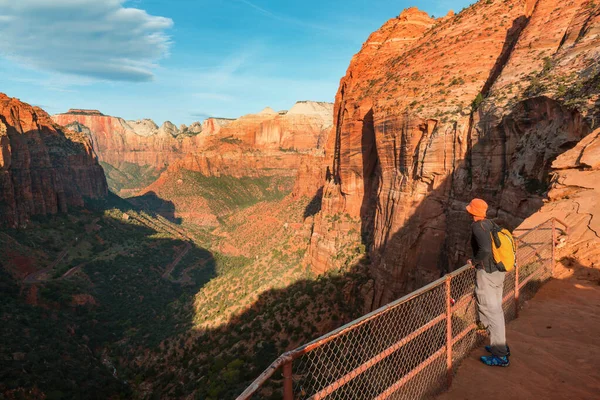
left=475, top=269, right=509, bottom=357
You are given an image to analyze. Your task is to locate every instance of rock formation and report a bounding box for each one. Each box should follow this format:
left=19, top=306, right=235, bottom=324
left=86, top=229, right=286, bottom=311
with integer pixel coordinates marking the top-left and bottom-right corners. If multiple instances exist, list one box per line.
left=0, top=95, right=107, bottom=228
left=53, top=102, right=333, bottom=171
left=305, top=0, right=600, bottom=306
left=136, top=102, right=334, bottom=224
left=520, top=128, right=600, bottom=282
left=52, top=102, right=333, bottom=197
left=52, top=110, right=230, bottom=170
left=153, top=102, right=331, bottom=181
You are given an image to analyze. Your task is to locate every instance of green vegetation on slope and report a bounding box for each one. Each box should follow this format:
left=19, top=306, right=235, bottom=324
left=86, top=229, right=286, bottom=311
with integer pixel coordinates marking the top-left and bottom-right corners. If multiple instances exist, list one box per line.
left=1, top=193, right=371, bottom=400
left=137, top=169, right=295, bottom=217
left=100, top=161, right=165, bottom=197
left=0, top=269, right=130, bottom=400
left=156, top=265, right=371, bottom=400
left=0, top=197, right=215, bottom=399
left=138, top=200, right=370, bottom=399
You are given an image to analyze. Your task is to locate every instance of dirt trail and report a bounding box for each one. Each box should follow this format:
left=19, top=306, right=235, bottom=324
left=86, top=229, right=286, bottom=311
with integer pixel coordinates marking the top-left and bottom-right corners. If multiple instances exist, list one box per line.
left=162, top=242, right=192, bottom=279
left=23, top=247, right=70, bottom=284
left=438, top=277, right=600, bottom=400
left=22, top=218, right=101, bottom=284
left=61, top=261, right=87, bottom=279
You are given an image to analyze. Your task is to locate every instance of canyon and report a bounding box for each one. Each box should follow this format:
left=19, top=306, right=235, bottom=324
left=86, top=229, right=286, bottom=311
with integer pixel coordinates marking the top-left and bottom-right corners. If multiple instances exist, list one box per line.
left=138, top=102, right=332, bottom=224
left=52, top=102, right=333, bottom=199
left=2, top=0, right=600, bottom=398
left=52, top=109, right=225, bottom=170
left=0, top=97, right=344, bottom=400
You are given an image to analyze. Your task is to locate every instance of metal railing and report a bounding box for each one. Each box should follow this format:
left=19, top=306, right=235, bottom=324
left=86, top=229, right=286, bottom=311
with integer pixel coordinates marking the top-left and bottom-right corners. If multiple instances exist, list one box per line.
left=238, top=218, right=567, bottom=400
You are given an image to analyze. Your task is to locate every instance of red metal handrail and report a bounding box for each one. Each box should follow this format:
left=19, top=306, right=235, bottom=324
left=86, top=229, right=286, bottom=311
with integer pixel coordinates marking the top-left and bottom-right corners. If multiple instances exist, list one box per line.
left=237, top=217, right=563, bottom=400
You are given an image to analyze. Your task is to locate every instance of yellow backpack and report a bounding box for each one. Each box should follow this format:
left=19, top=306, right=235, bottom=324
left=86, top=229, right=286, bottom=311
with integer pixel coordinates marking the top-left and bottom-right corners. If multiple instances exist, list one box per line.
left=490, top=224, right=517, bottom=272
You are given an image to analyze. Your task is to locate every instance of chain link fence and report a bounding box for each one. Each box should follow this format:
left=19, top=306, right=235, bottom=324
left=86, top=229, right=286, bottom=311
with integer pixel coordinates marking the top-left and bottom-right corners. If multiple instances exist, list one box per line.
left=238, top=218, right=564, bottom=400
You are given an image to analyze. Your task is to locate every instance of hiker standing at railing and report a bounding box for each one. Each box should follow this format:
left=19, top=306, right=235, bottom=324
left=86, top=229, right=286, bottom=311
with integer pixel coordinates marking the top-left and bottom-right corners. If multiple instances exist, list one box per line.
left=466, top=198, right=511, bottom=367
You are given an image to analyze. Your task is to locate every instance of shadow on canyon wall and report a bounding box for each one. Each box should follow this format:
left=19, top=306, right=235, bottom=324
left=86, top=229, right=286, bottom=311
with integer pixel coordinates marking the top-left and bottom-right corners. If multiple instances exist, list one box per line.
left=481, top=16, right=529, bottom=97
left=347, top=14, right=591, bottom=307
left=0, top=124, right=108, bottom=228
left=127, top=191, right=183, bottom=224
left=361, top=95, right=588, bottom=308
left=303, top=187, right=323, bottom=219
left=2, top=195, right=216, bottom=399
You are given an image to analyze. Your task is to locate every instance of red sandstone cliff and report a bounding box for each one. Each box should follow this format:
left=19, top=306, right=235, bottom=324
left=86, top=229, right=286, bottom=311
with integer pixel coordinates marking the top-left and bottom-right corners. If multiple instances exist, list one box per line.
left=305, top=0, right=600, bottom=306
left=0, top=95, right=107, bottom=228
left=159, top=102, right=333, bottom=178
left=129, top=102, right=333, bottom=224
left=52, top=101, right=332, bottom=173
left=52, top=102, right=332, bottom=194
left=52, top=110, right=230, bottom=170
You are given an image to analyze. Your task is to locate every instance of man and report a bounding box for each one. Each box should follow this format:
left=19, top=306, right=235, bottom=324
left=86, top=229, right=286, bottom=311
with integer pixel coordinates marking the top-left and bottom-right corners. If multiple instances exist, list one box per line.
left=466, top=198, right=510, bottom=367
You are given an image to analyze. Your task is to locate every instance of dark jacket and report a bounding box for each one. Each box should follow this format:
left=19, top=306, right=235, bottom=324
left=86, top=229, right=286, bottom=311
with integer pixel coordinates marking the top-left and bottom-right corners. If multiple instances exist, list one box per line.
left=471, top=219, right=498, bottom=273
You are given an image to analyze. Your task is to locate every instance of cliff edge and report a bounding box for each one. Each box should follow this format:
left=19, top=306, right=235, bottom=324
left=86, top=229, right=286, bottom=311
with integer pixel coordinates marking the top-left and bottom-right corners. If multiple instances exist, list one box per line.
left=305, top=0, right=600, bottom=306
left=0, top=94, right=107, bottom=228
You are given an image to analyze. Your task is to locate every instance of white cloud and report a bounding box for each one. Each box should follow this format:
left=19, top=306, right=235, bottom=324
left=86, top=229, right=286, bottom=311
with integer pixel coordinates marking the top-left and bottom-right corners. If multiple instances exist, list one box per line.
left=0, top=0, right=173, bottom=81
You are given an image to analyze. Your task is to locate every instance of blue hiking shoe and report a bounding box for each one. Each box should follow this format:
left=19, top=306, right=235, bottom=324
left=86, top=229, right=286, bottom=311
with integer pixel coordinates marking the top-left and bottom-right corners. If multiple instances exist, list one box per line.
left=485, top=345, right=511, bottom=357
left=480, top=355, right=510, bottom=367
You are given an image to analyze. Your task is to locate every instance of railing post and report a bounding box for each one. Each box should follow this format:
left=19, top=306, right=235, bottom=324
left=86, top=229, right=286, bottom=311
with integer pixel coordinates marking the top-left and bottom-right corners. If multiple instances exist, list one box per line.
left=551, top=219, right=557, bottom=274
left=445, top=275, right=452, bottom=388
left=514, top=261, right=520, bottom=319
left=283, top=361, right=293, bottom=400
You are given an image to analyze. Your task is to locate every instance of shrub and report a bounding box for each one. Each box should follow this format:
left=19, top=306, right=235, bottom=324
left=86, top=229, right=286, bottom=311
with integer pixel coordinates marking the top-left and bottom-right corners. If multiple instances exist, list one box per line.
left=471, top=93, right=484, bottom=110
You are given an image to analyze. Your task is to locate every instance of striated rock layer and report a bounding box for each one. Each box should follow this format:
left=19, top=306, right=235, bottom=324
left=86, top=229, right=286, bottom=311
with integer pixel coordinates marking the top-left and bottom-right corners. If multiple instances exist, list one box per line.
left=138, top=103, right=334, bottom=224
left=52, top=102, right=333, bottom=172
left=161, top=101, right=334, bottom=178
left=306, top=0, right=600, bottom=306
left=52, top=110, right=229, bottom=170
left=52, top=102, right=333, bottom=198
left=0, top=95, right=107, bottom=228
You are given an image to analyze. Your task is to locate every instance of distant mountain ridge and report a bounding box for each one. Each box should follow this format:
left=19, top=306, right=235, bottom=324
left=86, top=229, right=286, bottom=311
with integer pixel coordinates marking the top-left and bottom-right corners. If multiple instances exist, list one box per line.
left=52, top=101, right=334, bottom=198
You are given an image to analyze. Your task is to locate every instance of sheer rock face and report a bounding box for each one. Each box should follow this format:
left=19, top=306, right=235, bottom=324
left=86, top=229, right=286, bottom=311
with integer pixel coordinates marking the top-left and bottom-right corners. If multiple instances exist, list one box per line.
left=214, top=102, right=333, bottom=151
left=52, top=101, right=333, bottom=174
left=132, top=102, right=333, bottom=224
left=52, top=112, right=219, bottom=169
left=291, top=150, right=328, bottom=200
left=519, top=128, right=600, bottom=282
left=306, top=0, right=600, bottom=306
left=147, top=102, right=334, bottom=179
left=0, top=95, right=107, bottom=228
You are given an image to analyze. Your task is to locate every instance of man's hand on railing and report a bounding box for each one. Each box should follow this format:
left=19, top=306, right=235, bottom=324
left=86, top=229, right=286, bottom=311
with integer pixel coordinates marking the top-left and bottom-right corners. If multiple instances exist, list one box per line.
left=467, top=259, right=474, bottom=268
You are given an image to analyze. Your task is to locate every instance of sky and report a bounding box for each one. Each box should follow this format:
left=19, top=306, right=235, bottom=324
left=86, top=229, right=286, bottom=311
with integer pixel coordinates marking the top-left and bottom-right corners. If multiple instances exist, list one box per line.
left=0, top=0, right=473, bottom=125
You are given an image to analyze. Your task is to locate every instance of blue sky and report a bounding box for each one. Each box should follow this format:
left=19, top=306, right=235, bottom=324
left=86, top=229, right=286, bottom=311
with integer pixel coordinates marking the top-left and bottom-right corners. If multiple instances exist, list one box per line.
left=0, top=0, right=472, bottom=125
